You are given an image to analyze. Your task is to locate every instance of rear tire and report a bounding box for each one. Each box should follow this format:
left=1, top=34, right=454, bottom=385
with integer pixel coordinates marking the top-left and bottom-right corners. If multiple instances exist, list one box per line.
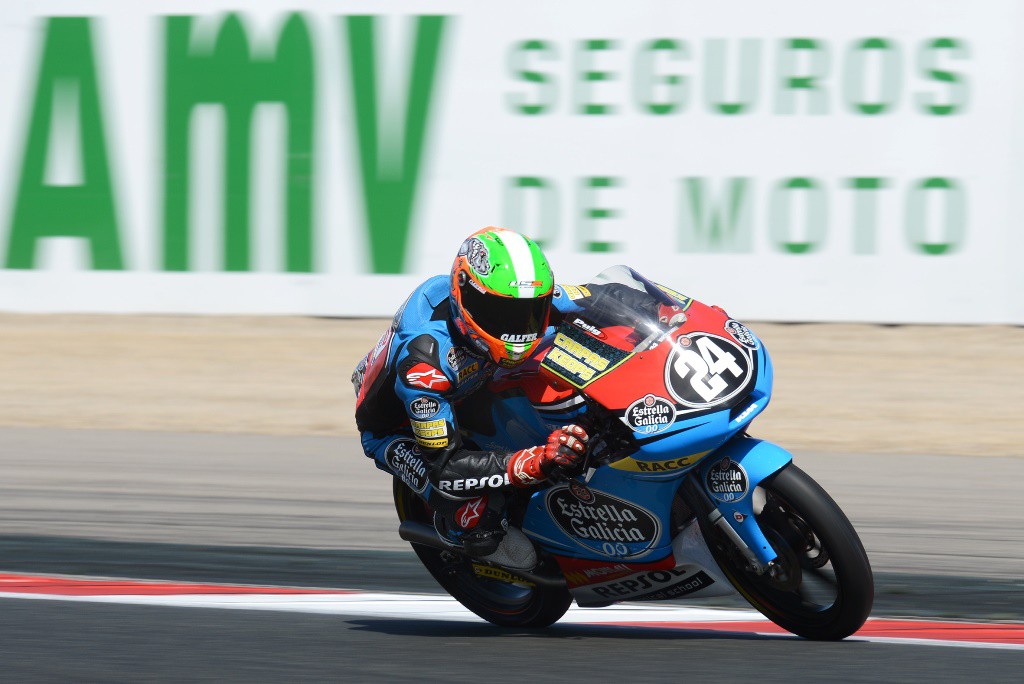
left=394, top=479, right=572, bottom=628
left=698, top=464, right=873, bottom=640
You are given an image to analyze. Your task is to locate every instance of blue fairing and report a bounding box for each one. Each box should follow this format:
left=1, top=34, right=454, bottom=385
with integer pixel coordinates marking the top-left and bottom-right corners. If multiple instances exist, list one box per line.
left=697, top=437, right=793, bottom=564
left=461, top=339, right=789, bottom=564
left=624, top=344, right=774, bottom=462
left=460, top=267, right=793, bottom=564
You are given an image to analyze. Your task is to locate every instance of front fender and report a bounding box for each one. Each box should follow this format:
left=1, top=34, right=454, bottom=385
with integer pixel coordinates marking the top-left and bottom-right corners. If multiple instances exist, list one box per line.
left=698, top=437, right=794, bottom=565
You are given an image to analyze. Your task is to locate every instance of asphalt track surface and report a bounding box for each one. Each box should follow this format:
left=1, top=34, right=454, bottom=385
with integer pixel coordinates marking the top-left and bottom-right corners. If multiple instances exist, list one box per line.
left=2, top=427, right=1022, bottom=682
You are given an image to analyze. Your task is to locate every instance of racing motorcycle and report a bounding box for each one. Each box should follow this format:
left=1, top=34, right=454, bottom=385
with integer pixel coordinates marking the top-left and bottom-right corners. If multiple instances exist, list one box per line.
left=394, top=265, right=873, bottom=640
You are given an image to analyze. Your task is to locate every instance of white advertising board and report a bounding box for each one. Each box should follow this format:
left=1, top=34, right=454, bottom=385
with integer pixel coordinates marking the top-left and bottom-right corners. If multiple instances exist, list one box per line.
left=0, top=1, right=1021, bottom=323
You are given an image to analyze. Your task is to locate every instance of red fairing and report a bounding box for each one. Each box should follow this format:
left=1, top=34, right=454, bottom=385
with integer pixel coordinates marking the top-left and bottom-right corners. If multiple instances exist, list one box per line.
left=541, top=299, right=736, bottom=412
left=405, top=362, right=452, bottom=391
left=491, top=352, right=578, bottom=408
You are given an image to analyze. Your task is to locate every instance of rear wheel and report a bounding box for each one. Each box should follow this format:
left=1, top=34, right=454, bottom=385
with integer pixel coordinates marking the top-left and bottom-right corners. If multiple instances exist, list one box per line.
left=698, top=464, right=873, bottom=640
left=393, top=479, right=572, bottom=628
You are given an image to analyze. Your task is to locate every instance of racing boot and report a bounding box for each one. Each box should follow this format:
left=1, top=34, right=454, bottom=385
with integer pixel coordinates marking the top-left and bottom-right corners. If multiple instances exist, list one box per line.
left=477, top=527, right=537, bottom=571
left=433, top=493, right=537, bottom=571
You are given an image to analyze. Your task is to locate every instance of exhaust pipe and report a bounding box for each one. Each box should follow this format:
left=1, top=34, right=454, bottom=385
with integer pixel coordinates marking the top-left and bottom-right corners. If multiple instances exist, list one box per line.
left=399, top=520, right=453, bottom=552
left=397, top=521, right=567, bottom=589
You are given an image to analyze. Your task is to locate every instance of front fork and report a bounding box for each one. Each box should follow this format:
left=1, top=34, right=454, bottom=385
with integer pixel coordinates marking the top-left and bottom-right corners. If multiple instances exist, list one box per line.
left=683, top=436, right=793, bottom=574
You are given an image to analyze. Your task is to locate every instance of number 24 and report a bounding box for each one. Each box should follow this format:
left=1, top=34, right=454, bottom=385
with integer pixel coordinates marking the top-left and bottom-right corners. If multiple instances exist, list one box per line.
left=673, top=337, right=743, bottom=403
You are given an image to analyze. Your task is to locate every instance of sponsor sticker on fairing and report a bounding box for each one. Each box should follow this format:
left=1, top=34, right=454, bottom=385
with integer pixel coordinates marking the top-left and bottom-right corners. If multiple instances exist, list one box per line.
left=570, top=317, right=605, bottom=339
left=586, top=568, right=715, bottom=601
left=546, top=486, right=661, bottom=558
left=705, top=457, right=750, bottom=503
left=724, top=319, right=760, bottom=350
left=540, top=324, right=629, bottom=388
left=609, top=451, right=711, bottom=473
left=621, top=394, right=676, bottom=435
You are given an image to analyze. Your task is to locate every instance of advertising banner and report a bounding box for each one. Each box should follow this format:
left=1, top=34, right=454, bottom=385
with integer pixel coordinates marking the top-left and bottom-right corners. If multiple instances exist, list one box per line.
left=1, top=1, right=1020, bottom=322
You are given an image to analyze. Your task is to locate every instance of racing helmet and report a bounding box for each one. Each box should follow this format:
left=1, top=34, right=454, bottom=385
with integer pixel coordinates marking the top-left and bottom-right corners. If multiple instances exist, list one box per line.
left=450, top=227, right=554, bottom=367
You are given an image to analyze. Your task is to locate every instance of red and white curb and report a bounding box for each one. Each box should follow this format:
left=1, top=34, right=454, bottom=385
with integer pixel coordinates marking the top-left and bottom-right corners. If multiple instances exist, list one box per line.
left=1, top=572, right=1021, bottom=651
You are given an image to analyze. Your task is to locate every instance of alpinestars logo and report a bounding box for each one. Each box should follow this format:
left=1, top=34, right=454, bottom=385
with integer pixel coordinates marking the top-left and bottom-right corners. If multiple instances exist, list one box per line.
left=404, top=363, right=451, bottom=391
left=457, top=496, right=487, bottom=529
left=511, top=447, right=542, bottom=485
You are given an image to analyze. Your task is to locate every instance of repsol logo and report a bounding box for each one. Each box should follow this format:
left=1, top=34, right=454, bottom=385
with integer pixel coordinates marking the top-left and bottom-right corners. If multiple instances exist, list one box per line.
left=437, top=473, right=511, bottom=492
left=590, top=569, right=714, bottom=600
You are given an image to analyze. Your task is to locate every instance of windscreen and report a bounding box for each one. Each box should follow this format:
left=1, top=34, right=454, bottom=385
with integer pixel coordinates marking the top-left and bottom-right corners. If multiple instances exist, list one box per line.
left=573, top=265, right=690, bottom=353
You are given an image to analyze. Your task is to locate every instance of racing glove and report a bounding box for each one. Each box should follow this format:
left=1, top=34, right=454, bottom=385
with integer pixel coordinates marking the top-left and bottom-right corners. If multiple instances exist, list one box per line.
left=507, top=425, right=589, bottom=487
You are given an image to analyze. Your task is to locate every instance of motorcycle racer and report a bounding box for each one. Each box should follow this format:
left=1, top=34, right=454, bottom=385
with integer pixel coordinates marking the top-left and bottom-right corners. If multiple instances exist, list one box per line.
left=352, top=227, right=590, bottom=570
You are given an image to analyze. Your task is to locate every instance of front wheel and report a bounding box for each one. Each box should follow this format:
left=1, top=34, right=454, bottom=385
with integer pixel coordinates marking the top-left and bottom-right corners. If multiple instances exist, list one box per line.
left=393, top=479, right=573, bottom=628
left=698, top=464, right=874, bottom=640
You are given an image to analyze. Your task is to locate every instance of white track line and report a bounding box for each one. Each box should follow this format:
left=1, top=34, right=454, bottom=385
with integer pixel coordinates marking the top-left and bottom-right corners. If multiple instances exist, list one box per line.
left=1, top=589, right=1021, bottom=651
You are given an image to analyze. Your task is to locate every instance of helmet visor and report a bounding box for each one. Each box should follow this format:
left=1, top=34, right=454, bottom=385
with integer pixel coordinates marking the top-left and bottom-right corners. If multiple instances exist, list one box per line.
left=460, top=280, right=551, bottom=340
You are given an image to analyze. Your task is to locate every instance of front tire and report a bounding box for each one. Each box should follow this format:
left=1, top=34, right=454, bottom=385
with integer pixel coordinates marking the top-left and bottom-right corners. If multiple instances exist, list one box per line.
left=393, top=479, right=572, bottom=628
left=698, top=464, right=873, bottom=640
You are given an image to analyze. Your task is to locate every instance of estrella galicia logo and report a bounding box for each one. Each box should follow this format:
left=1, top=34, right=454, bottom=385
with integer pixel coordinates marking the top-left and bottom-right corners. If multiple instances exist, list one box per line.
left=409, top=396, right=440, bottom=420
left=705, top=457, right=749, bottom=503
left=546, top=486, right=660, bottom=558
left=385, top=438, right=428, bottom=493
left=622, top=394, right=676, bottom=435
left=724, top=319, right=760, bottom=350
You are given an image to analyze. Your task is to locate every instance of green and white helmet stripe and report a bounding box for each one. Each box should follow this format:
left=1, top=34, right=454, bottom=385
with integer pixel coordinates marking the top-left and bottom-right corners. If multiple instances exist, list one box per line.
left=500, top=230, right=542, bottom=297
left=472, top=229, right=553, bottom=298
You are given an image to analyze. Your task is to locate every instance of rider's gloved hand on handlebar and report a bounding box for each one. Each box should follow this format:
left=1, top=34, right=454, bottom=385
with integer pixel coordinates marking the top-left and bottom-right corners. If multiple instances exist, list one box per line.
left=507, top=425, right=589, bottom=487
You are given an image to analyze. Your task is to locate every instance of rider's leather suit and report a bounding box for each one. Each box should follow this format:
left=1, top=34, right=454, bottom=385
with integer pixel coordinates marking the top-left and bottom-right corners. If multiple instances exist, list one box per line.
left=352, top=275, right=661, bottom=547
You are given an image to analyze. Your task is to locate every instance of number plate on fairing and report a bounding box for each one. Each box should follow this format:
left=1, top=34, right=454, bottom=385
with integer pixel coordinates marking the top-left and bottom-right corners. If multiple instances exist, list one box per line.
left=665, top=333, right=755, bottom=410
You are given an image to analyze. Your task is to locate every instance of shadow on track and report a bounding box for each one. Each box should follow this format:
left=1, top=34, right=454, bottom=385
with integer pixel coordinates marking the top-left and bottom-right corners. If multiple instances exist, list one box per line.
left=346, top=618, right=803, bottom=643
